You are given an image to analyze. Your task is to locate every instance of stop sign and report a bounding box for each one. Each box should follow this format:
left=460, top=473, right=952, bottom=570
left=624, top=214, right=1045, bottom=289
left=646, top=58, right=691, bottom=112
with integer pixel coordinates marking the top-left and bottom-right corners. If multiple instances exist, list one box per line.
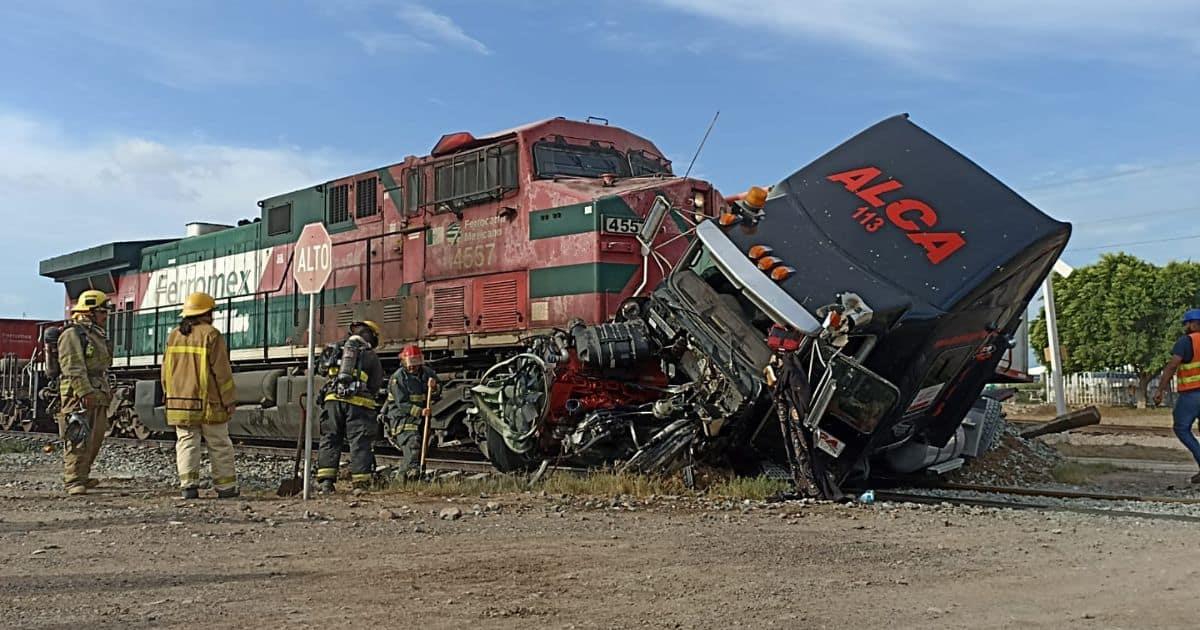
left=294, top=222, right=332, bottom=295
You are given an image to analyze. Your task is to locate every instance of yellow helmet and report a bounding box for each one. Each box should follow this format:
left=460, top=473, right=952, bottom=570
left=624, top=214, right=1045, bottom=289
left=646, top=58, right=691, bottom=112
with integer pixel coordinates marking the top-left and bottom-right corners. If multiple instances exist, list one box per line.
left=70, top=290, right=112, bottom=313
left=356, top=320, right=382, bottom=337
left=180, top=292, right=217, bottom=318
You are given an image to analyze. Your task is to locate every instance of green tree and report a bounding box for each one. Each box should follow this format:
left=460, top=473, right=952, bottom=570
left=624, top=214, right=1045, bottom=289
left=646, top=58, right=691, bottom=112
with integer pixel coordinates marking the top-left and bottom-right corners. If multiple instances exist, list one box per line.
left=1031, top=253, right=1200, bottom=407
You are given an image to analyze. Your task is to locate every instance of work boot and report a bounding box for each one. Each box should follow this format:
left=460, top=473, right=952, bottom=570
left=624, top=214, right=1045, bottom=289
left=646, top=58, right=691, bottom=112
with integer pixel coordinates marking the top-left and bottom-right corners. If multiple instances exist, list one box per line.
left=216, top=487, right=240, bottom=499
left=83, top=479, right=100, bottom=489
left=181, top=487, right=200, bottom=500
left=66, top=485, right=87, bottom=496
left=318, top=479, right=335, bottom=495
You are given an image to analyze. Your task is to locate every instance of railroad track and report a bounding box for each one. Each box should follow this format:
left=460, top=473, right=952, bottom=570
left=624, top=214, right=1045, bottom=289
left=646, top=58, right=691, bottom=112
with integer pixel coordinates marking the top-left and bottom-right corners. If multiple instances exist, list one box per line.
left=873, top=483, right=1200, bottom=523
left=0, top=430, right=501, bottom=474
left=9, top=431, right=1200, bottom=522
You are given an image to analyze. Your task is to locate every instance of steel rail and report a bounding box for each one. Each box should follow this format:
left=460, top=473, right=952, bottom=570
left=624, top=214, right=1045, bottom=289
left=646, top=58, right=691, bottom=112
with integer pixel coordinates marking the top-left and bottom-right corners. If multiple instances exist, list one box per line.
left=874, top=488, right=1200, bottom=523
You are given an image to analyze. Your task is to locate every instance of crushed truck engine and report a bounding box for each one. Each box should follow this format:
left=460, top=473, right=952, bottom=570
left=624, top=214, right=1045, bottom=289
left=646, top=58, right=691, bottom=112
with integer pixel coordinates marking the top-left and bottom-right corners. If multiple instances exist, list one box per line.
left=469, top=115, right=1070, bottom=497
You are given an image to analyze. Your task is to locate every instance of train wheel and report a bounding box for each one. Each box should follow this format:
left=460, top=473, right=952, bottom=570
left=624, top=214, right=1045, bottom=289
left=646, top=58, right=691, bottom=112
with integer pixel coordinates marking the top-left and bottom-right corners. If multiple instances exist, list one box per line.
left=0, top=401, right=15, bottom=430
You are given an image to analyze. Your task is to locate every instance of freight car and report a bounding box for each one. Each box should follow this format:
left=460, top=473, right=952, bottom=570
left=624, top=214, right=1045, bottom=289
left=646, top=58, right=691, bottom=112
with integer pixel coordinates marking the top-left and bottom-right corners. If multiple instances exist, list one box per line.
left=0, top=318, right=52, bottom=431
left=38, top=117, right=722, bottom=443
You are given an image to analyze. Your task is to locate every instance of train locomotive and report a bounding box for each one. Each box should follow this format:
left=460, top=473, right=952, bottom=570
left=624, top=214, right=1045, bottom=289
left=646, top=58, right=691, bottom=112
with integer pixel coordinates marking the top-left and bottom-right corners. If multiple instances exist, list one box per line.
left=32, top=114, right=1066, bottom=493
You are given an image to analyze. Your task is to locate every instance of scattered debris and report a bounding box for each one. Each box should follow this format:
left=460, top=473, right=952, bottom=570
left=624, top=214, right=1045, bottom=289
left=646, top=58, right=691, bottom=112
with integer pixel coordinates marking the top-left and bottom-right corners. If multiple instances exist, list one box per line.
left=1019, top=406, right=1101, bottom=439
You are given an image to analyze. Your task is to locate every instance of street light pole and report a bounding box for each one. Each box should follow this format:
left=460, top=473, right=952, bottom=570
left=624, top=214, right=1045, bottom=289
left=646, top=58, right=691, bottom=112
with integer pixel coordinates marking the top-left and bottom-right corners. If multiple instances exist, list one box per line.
left=1043, top=276, right=1067, bottom=417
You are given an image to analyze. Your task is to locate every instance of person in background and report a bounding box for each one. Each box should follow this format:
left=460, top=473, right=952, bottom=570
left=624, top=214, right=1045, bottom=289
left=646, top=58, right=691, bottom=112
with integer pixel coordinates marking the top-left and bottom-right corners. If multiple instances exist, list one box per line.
left=162, top=292, right=239, bottom=499
left=1154, top=308, right=1200, bottom=483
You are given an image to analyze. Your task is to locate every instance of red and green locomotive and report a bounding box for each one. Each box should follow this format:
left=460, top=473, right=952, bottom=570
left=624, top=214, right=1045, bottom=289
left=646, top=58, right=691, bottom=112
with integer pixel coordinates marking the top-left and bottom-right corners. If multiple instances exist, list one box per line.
left=38, top=117, right=723, bottom=451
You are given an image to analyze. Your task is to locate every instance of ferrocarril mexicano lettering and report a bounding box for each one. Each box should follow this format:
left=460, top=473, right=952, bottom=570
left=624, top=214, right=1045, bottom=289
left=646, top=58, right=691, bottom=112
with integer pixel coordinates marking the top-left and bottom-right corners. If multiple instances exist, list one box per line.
left=155, top=270, right=254, bottom=305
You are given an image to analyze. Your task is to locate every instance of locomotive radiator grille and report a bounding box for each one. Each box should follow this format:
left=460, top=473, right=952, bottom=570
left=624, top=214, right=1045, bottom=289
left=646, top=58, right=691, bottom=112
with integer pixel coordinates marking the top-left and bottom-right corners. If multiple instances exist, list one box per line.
left=480, top=279, right=520, bottom=330
left=432, top=286, right=466, bottom=332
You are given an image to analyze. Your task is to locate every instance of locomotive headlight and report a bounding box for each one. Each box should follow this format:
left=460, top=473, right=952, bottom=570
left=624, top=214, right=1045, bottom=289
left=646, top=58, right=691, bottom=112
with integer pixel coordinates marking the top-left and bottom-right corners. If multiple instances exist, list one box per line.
left=692, top=189, right=705, bottom=210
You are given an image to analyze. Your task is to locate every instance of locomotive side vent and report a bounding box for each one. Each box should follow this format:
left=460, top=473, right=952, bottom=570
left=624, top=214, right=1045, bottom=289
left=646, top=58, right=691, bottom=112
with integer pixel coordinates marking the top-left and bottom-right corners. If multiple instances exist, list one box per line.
left=480, top=279, right=519, bottom=330
left=382, top=302, right=404, bottom=323
left=328, top=184, right=350, bottom=224
left=267, top=203, right=292, bottom=236
left=356, top=177, right=378, bottom=218
left=432, top=286, right=466, bottom=331
left=336, top=309, right=354, bottom=328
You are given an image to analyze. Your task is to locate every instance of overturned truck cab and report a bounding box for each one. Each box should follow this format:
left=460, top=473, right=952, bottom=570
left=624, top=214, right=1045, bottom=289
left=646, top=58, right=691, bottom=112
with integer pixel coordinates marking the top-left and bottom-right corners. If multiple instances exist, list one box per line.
left=470, top=115, right=1070, bottom=497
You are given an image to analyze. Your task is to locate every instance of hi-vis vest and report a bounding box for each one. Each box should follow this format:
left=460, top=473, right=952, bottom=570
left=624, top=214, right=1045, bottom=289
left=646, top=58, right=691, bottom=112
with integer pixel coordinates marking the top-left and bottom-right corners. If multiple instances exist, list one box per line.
left=1179, top=332, right=1200, bottom=393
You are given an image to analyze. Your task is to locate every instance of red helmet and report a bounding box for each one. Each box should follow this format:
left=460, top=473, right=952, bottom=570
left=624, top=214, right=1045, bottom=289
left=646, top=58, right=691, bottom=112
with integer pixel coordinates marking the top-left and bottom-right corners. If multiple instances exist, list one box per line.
left=400, top=345, right=423, bottom=369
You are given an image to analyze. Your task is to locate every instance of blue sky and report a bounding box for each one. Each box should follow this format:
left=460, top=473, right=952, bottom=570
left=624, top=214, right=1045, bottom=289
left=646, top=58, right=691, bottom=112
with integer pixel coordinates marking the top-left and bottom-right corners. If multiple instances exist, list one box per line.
left=2, top=0, right=1199, bottom=320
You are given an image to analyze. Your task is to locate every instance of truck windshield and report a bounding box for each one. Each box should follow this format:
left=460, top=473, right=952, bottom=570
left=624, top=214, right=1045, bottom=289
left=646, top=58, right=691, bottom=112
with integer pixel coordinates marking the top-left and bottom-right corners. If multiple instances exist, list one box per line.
left=681, top=245, right=774, bottom=332
left=534, top=141, right=631, bottom=178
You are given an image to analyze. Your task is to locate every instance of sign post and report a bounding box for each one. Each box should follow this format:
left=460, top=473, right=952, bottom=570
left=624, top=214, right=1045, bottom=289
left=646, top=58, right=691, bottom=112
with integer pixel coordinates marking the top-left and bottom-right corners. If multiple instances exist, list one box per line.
left=293, top=222, right=333, bottom=500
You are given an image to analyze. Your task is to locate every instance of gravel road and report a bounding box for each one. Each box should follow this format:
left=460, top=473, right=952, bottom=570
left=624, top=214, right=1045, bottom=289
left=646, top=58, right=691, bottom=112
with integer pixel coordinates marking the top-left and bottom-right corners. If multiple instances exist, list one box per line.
left=4, top=438, right=1199, bottom=629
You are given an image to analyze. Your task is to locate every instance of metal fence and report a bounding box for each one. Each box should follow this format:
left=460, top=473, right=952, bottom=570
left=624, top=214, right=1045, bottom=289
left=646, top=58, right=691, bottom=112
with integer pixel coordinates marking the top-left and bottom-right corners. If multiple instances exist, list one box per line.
left=1043, top=371, right=1180, bottom=408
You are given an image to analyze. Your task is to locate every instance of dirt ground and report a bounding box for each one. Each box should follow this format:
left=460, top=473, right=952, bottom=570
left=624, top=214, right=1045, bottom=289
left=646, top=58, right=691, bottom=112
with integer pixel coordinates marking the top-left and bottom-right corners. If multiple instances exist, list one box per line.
left=4, top=455, right=1199, bottom=629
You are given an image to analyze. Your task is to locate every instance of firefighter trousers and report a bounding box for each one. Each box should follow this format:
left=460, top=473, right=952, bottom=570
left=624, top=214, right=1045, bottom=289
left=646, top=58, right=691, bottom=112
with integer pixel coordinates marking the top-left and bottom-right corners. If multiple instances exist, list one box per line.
left=175, top=422, right=237, bottom=491
left=393, top=429, right=422, bottom=476
left=57, top=404, right=108, bottom=489
left=317, top=401, right=378, bottom=487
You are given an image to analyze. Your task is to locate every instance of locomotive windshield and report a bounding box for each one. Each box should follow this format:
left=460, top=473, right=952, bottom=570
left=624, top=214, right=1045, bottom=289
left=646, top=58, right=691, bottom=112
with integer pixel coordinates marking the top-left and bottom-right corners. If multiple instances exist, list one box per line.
left=533, top=139, right=630, bottom=178
left=629, top=149, right=672, bottom=176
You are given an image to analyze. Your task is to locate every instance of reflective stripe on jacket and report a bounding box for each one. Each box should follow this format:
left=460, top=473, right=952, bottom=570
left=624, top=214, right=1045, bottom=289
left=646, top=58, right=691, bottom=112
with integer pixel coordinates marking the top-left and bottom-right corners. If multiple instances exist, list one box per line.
left=1180, top=332, right=1200, bottom=392
left=161, top=323, right=235, bottom=425
left=383, top=366, right=438, bottom=422
left=323, top=344, right=384, bottom=409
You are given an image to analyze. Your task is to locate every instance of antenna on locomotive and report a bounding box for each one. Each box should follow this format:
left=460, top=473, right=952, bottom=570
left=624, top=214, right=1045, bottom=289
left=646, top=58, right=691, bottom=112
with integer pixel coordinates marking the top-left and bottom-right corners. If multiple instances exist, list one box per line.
left=682, top=110, right=720, bottom=180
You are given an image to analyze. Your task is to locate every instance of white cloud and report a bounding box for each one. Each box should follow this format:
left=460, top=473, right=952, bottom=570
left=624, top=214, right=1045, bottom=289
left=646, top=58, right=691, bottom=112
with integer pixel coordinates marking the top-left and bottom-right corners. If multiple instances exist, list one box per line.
left=0, top=112, right=354, bottom=317
left=653, top=0, right=1200, bottom=71
left=347, top=3, right=491, bottom=57
left=396, top=4, right=491, bottom=55
left=351, top=31, right=437, bottom=56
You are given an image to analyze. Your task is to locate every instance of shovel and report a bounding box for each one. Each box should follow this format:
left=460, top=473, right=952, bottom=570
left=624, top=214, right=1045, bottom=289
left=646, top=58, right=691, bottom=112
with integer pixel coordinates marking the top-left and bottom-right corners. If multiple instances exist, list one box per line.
left=276, top=400, right=308, bottom=497
left=417, top=378, right=436, bottom=477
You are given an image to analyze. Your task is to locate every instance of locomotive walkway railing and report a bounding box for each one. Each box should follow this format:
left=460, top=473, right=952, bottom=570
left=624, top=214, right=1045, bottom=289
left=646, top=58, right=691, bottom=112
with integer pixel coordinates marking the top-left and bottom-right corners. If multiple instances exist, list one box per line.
left=113, top=225, right=422, bottom=370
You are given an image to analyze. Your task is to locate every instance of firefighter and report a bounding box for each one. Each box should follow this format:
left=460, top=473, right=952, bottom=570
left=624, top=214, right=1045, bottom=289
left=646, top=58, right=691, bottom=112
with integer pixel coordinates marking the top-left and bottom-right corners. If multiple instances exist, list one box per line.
left=316, top=320, right=385, bottom=493
left=162, top=292, right=239, bottom=499
left=382, top=345, right=438, bottom=478
left=56, top=289, right=114, bottom=496
left=1154, top=308, right=1200, bottom=483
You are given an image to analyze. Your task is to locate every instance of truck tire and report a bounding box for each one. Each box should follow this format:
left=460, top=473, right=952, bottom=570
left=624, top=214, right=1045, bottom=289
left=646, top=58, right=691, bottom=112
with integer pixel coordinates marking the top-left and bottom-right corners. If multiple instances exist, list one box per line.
left=483, top=425, right=538, bottom=473
left=976, top=397, right=1005, bottom=454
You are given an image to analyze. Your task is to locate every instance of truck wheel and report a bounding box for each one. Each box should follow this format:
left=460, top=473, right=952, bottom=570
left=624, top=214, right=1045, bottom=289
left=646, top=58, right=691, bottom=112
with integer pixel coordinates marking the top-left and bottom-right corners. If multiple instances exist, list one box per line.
left=483, top=425, right=538, bottom=473
left=976, top=397, right=1005, bottom=454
